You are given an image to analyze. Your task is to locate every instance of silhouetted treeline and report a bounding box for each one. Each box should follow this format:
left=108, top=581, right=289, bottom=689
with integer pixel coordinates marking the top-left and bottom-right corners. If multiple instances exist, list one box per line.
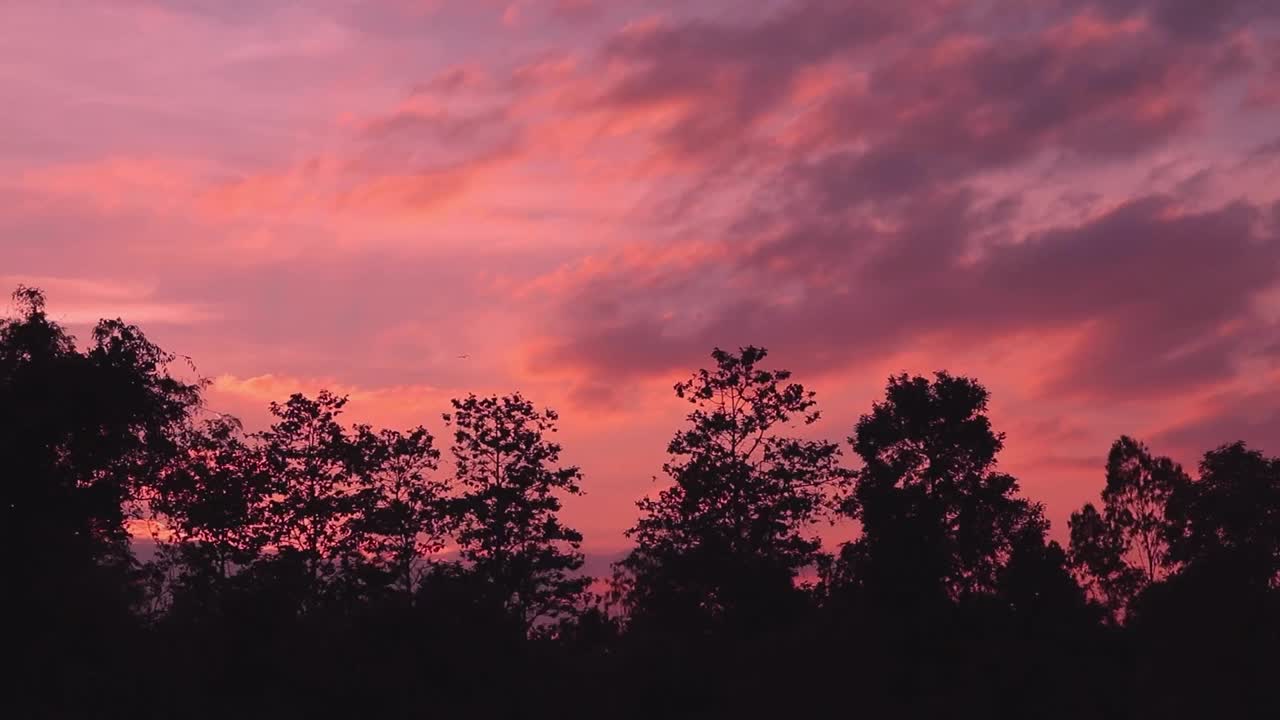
left=5, top=288, right=1277, bottom=719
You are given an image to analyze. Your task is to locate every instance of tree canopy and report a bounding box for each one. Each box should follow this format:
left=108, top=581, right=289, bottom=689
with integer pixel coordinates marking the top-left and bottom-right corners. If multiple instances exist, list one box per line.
left=6, top=288, right=1277, bottom=719
left=615, top=346, right=847, bottom=633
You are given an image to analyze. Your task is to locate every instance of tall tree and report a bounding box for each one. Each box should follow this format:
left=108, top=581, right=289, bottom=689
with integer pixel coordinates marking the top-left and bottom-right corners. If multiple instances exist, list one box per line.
left=1127, top=443, right=1280, bottom=719
left=1166, top=442, right=1279, bottom=588
left=2, top=286, right=202, bottom=605
left=149, top=416, right=273, bottom=612
left=1064, top=504, right=1134, bottom=617
left=349, top=425, right=449, bottom=605
left=257, top=391, right=361, bottom=607
left=1067, top=436, right=1187, bottom=617
left=1, top=286, right=202, bottom=710
left=445, top=393, right=587, bottom=632
left=615, top=346, right=847, bottom=631
left=836, top=372, right=1045, bottom=603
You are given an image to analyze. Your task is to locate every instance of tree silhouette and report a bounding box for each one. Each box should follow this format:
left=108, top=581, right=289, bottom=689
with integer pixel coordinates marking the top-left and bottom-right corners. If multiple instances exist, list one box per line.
left=7, top=286, right=1279, bottom=719
left=1063, top=504, right=1131, bottom=615
left=2, top=286, right=202, bottom=713
left=445, top=393, right=588, bottom=632
left=348, top=424, right=449, bottom=605
left=1067, top=436, right=1187, bottom=618
left=835, top=372, right=1045, bottom=603
left=2, top=285, right=202, bottom=589
left=1127, top=442, right=1280, bottom=720
left=149, top=415, right=273, bottom=614
left=615, top=346, right=847, bottom=632
left=256, top=391, right=362, bottom=609
left=1166, top=442, right=1279, bottom=588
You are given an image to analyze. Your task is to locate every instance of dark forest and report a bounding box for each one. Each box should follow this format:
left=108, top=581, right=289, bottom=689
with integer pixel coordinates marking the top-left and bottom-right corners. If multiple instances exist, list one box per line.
left=7, top=286, right=1278, bottom=719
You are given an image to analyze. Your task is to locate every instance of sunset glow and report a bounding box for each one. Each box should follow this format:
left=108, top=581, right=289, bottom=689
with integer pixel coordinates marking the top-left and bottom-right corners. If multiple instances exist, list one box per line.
left=4, top=0, right=1279, bottom=558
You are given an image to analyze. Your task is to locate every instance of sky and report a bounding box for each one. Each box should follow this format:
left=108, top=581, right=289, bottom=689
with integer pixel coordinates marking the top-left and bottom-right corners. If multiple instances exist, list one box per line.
left=3, top=0, right=1279, bottom=555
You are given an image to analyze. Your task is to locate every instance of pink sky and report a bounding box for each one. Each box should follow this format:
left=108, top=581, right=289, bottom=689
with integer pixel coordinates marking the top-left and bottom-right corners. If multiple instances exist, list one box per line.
left=3, top=0, right=1279, bottom=554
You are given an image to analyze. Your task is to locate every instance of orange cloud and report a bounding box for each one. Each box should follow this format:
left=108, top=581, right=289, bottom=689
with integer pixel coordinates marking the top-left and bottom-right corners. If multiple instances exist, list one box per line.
left=210, top=373, right=453, bottom=430
left=0, top=275, right=216, bottom=326
left=19, top=157, right=205, bottom=213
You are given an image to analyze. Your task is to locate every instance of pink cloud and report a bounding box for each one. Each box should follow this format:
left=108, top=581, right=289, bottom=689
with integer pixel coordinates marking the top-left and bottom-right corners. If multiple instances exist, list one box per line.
left=209, top=373, right=452, bottom=429
left=0, top=274, right=216, bottom=327
left=4, top=0, right=1280, bottom=552
left=19, top=157, right=208, bottom=213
